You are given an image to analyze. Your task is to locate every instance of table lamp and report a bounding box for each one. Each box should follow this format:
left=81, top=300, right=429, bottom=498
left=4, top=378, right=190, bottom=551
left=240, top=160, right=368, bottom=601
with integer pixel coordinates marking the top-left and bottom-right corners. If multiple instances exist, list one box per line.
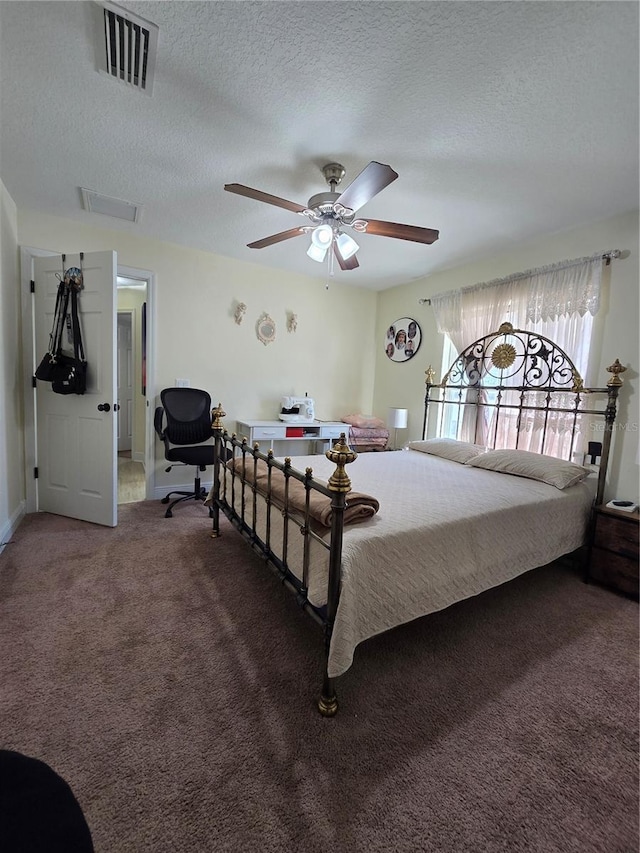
left=387, top=407, right=408, bottom=450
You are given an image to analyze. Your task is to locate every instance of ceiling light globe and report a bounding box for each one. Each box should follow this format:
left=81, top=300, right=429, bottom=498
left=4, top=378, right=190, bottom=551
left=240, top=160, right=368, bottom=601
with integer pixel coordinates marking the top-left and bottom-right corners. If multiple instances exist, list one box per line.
left=307, top=243, right=328, bottom=263
left=336, top=232, right=359, bottom=260
left=311, top=224, right=333, bottom=249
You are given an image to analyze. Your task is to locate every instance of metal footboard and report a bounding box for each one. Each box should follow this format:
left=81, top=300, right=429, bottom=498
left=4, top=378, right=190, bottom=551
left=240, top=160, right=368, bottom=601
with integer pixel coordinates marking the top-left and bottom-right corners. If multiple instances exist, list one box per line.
left=209, top=405, right=355, bottom=716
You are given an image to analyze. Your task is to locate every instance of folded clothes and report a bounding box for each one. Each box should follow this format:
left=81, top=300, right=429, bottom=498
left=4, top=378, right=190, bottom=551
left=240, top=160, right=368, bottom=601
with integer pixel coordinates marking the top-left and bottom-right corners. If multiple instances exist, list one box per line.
left=347, top=427, right=390, bottom=440
left=225, top=457, right=379, bottom=527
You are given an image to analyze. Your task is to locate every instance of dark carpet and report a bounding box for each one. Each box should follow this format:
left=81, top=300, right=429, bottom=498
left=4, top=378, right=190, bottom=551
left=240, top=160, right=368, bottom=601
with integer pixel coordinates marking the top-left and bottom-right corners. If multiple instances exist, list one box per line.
left=0, top=500, right=637, bottom=852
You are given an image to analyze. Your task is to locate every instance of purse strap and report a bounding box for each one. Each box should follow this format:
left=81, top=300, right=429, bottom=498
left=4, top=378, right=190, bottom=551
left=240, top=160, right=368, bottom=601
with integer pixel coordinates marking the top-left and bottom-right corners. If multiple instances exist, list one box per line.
left=48, top=280, right=71, bottom=359
left=69, top=286, right=85, bottom=363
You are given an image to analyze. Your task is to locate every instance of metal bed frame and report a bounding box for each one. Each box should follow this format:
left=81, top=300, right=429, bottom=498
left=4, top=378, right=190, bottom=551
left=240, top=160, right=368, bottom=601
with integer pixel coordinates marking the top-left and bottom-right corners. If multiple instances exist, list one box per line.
left=422, top=323, right=625, bottom=506
left=209, top=322, right=625, bottom=716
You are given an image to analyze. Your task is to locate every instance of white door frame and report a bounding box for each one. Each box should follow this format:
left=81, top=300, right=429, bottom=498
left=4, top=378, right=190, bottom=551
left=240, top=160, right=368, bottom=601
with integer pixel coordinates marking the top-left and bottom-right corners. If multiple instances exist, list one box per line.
left=117, top=264, right=157, bottom=498
left=20, top=245, right=56, bottom=513
left=116, top=309, right=134, bottom=454
left=20, top=248, right=156, bottom=513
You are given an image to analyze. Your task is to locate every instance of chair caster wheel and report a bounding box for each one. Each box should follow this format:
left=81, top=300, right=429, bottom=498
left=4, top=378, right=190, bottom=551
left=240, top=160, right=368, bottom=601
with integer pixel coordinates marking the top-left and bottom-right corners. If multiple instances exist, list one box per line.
left=161, top=497, right=170, bottom=504
left=165, top=510, right=173, bottom=518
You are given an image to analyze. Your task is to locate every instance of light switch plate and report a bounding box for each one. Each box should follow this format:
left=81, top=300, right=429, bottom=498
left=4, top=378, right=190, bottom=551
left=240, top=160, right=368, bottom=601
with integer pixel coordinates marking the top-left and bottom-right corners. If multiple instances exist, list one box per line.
left=175, top=378, right=190, bottom=387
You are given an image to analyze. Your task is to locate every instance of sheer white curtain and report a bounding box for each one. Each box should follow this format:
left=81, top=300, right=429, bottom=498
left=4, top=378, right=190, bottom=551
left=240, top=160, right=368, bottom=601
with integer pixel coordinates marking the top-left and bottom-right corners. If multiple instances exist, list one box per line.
left=431, top=255, right=604, bottom=456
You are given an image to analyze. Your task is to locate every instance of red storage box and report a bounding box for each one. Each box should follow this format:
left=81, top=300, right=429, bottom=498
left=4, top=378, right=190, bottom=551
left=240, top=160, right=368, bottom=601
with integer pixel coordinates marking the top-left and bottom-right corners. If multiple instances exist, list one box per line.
left=286, top=427, right=304, bottom=437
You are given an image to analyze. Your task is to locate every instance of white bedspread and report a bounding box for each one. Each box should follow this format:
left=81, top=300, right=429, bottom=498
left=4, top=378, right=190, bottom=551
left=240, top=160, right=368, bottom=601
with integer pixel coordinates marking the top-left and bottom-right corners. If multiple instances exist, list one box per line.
left=221, top=449, right=594, bottom=678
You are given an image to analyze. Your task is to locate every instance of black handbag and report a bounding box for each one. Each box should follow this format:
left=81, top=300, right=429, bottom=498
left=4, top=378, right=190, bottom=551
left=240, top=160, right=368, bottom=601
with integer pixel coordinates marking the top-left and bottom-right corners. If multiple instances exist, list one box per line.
left=50, top=354, right=88, bottom=395
left=52, top=286, right=87, bottom=396
left=35, top=352, right=60, bottom=383
left=35, top=279, right=70, bottom=382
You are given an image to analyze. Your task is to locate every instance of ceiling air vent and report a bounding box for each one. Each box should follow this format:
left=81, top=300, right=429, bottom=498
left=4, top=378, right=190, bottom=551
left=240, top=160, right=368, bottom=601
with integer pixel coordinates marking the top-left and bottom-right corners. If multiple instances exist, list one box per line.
left=94, top=1, right=158, bottom=95
left=81, top=188, right=143, bottom=223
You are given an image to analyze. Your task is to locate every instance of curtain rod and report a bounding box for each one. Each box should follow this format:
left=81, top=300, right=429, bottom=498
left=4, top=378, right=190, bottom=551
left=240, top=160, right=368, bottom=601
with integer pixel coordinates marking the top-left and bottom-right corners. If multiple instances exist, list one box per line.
left=418, top=249, right=622, bottom=306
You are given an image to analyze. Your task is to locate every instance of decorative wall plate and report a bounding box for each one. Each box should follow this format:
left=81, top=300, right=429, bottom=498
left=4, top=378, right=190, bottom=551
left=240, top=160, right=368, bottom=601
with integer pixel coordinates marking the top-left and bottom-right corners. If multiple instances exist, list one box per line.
left=384, top=317, right=421, bottom=362
left=256, top=312, right=276, bottom=345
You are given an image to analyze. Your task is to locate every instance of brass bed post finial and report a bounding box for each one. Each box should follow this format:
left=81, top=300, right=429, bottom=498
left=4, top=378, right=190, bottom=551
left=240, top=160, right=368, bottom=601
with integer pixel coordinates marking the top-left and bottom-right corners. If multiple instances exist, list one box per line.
left=596, top=363, right=625, bottom=507
left=325, top=434, right=357, bottom=493
left=319, top=433, right=358, bottom=718
left=211, top=402, right=226, bottom=430
left=210, top=403, right=226, bottom=539
left=424, top=366, right=441, bottom=439
left=606, top=359, right=626, bottom=386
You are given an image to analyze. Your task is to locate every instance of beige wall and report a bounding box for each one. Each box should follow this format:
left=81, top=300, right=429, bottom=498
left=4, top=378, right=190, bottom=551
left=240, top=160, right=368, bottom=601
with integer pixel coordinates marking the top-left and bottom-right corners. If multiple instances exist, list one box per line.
left=17, top=209, right=378, bottom=491
left=8, top=205, right=639, bottom=509
left=0, top=181, right=25, bottom=542
left=374, top=210, right=640, bottom=504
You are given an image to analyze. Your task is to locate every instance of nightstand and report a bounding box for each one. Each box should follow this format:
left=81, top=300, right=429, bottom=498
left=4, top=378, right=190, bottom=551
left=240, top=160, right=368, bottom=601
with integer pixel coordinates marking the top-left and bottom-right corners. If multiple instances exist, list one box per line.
left=587, top=504, right=639, bottom=599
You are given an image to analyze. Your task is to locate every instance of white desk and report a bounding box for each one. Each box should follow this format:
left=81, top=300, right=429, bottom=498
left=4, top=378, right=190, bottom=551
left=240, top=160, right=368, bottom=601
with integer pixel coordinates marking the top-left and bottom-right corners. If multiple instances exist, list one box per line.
left=235, top=419, right=347, bottom=455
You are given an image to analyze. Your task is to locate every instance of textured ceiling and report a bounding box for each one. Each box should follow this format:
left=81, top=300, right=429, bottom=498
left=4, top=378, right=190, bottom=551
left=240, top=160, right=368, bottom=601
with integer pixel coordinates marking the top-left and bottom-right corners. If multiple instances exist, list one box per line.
left=1, top=1, right=638, bottom=290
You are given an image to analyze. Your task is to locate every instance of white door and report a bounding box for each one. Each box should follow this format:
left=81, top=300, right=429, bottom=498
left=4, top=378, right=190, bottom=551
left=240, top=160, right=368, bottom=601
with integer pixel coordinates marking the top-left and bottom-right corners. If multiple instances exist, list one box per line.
left=117, top=313, right=133, bottom=452
left=34, top=251, right=118, bottom=527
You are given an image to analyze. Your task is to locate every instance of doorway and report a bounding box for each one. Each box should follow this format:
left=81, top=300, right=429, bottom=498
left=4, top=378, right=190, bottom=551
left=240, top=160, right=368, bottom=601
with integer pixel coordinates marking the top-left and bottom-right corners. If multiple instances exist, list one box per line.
left=20, top=248, right=156, bottom=519
left=117, top=277, right=148, bottom=504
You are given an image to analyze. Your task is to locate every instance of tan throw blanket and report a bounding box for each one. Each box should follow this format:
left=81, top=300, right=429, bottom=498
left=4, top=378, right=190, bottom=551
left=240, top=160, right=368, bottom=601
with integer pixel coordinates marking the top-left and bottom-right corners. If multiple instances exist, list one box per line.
left=226, top=457, right=379, bottom=527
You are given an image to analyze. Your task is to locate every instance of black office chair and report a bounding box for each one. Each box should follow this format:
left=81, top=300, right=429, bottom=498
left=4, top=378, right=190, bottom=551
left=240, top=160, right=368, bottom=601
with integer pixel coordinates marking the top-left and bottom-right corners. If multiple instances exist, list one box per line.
left=154, top=387, right=215, bottom=518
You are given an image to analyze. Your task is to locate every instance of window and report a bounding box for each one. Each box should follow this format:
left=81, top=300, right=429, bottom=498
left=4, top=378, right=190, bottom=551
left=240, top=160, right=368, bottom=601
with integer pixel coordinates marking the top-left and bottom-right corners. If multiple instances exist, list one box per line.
left=431, top=254, right=604, bottom=457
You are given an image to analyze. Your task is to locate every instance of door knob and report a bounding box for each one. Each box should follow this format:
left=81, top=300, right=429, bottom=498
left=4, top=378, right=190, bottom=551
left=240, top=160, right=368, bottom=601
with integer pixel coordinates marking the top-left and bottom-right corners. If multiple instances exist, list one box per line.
left=97, top=403, right=111, bottom=412
left=114, top=404, right=120, bottom=411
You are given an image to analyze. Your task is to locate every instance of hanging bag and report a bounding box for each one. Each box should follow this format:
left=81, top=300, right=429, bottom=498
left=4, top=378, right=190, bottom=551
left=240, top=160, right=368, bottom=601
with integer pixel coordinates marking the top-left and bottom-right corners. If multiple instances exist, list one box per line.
left=34, top=274, right=70, bottom=382
left=51, top=284, right=87, bottom=395
left=34, top=257, right=88, bottom=395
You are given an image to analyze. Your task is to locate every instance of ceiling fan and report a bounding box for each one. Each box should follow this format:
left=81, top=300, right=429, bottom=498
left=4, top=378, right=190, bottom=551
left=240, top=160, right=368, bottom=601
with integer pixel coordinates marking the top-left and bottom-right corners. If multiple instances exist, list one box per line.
left=224, top=161, right=439, bottom=271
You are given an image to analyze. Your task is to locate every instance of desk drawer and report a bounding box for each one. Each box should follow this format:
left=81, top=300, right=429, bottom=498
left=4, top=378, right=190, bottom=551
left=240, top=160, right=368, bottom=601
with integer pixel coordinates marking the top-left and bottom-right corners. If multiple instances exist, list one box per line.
left=319, top=426, right=345, bottom=439
left=252, top=426, right=286, bottom=440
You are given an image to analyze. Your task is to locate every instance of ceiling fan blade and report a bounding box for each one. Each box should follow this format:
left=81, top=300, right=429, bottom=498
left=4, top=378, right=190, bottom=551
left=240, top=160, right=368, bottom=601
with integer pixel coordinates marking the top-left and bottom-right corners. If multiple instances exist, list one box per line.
left=361, top=219, right=439, bottom=244
left=333, top=242, right=359, bottom=270
left=225, top=183, right=307, bottom=214
left=247, top=227, right=309, bottom=249
left=336, top=162, right=398, bottom=213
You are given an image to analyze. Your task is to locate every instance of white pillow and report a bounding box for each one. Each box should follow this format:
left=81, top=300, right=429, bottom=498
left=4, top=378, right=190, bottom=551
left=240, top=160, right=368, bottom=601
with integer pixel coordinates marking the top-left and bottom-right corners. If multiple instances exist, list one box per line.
left=408, top=438, right=485, bottom=464
left=465, top=448, right=592, bottom=490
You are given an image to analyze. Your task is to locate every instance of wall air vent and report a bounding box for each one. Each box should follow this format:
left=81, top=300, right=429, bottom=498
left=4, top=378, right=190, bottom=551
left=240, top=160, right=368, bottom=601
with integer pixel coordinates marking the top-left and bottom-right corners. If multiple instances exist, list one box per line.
left=94, top=1, right=158, bottom=95
left=81, top=188, right=143, bottom=223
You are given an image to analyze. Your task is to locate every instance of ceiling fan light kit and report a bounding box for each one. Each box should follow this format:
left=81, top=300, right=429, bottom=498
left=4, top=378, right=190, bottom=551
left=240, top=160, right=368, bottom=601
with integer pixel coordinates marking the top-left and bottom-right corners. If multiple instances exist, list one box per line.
left=224, top=160, right=439, bottom=272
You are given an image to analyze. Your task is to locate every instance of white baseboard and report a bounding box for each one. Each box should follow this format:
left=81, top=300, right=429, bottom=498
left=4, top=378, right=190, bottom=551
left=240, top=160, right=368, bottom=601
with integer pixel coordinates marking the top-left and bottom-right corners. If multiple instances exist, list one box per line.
left=0, top=501, right=27, bottom=557
left=132, top=451, right=145, bottom=466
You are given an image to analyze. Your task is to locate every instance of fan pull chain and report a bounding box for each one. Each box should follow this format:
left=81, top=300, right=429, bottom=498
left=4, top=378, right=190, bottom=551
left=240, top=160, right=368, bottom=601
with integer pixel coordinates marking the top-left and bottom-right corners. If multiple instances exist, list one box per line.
left=325, top=245, right=336, bottom=290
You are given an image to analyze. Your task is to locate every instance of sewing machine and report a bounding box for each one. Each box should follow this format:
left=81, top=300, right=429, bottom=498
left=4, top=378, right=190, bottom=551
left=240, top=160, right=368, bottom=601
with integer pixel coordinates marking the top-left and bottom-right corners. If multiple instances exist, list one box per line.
left=279, top=395, right=316, bottom=423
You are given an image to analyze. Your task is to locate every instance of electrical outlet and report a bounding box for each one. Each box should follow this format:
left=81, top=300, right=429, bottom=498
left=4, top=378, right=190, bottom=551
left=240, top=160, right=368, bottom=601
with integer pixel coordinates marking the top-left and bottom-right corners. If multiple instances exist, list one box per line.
left=175, top=378, right=190, bottom=387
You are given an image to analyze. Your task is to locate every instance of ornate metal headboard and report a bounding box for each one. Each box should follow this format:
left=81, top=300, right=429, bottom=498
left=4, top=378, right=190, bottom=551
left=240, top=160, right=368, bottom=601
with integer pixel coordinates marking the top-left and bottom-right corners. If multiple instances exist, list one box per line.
left=423, top=322, right=625, bottom=505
